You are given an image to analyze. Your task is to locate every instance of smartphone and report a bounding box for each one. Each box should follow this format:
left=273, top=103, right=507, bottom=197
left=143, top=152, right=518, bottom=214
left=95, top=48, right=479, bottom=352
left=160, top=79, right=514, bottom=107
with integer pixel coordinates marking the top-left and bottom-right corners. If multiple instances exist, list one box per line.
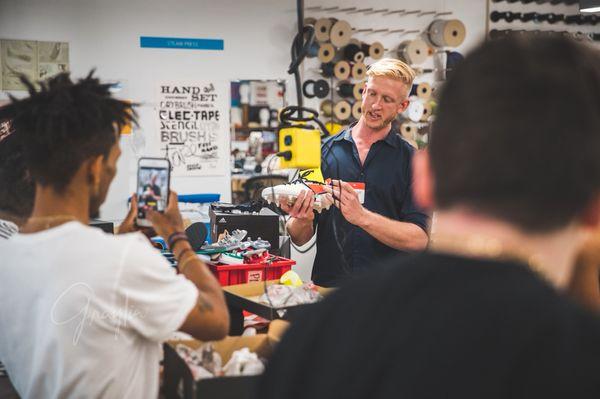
left=136, top=157, right=170, bottom=227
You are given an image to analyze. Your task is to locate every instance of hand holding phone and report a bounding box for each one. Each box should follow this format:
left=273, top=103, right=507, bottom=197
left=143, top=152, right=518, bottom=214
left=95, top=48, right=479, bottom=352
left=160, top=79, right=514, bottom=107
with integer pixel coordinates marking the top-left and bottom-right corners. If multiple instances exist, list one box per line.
left=136, top=157, right=170, bottom=227
left=116, top=194, right=156, bottom=238
left=146, top=191, right=185, bottom=240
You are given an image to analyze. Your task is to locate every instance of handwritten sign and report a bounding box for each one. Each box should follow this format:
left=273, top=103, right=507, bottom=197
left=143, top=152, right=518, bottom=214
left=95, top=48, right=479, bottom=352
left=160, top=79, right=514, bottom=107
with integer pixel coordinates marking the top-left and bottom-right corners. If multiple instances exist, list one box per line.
left=158, top=81, right=229, bottom=176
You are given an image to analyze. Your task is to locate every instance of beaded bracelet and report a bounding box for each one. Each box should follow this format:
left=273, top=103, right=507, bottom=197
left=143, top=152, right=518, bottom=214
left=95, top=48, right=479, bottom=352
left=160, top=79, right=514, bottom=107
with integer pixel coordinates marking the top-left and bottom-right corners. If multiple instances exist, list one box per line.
left=167, top=231, right=189, bottom=249
left=176, top=247, right=195, bottom=263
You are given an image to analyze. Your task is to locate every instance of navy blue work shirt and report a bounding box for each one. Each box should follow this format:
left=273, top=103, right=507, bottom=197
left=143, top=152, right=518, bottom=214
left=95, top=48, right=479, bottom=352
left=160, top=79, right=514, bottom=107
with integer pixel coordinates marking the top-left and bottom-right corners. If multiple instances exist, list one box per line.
left=312, top=122, right=429, bottom=287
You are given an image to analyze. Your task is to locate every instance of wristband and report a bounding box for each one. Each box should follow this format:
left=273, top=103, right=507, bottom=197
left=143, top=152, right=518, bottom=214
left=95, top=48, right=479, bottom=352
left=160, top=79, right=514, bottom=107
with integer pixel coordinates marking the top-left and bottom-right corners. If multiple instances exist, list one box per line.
left=176, top=247, right=195, bottom=262
left=167, top=231, right=188, bottom=249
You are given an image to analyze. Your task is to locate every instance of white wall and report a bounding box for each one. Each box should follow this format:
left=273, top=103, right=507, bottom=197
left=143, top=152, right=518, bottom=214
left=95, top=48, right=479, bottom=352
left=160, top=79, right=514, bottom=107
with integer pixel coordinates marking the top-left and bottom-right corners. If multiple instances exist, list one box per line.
left=0, top=0, right=298, bottom=221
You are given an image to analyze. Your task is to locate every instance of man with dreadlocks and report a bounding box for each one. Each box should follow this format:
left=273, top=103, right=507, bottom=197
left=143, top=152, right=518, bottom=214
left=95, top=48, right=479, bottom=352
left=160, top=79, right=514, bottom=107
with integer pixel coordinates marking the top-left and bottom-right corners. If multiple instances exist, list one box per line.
left=0, top=72, right=229, bottom=398
left=0, top=119, right=34, bottom=239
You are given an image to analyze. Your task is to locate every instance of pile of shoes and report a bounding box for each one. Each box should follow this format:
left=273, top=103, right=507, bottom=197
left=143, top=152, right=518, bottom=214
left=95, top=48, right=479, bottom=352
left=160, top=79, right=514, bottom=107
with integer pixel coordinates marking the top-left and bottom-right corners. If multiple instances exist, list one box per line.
left=200, top=229, right=249, bottom=253
left=199, top=229, right=275, bottom=265
left=175, top=343, right=265, bottom=381
left=258, top=282, right=323, bottom=308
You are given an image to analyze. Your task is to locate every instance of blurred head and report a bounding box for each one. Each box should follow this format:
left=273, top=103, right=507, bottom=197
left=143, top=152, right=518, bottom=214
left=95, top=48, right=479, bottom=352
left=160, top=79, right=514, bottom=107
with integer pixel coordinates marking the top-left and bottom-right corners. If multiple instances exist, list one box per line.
left=150, top=171, right=159, bottom=184
left=361, top=58, right=415, bottom=131
left=0, top=72, right=136, bottom=218
left=0, top=125, right=34, bottom=225
left=421, top=36, right=600, bottom=233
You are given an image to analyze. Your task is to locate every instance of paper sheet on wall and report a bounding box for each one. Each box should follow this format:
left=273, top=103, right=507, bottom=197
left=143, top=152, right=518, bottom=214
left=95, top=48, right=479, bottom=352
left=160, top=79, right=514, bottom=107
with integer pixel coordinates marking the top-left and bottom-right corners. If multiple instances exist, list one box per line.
left=1, top=39, right=69, bottom=91
left=157, top=81, right=229, bottom=177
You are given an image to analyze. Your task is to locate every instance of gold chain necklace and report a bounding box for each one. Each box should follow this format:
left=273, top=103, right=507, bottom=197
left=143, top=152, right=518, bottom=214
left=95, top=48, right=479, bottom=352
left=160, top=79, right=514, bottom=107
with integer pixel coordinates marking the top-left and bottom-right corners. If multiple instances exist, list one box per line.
left=429, top=233, right=546, bottom=278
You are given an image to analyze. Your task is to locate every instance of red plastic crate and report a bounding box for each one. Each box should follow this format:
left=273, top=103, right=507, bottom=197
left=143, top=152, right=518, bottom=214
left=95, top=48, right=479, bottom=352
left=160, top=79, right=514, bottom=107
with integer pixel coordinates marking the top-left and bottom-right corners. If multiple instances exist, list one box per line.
left=208, top=256, right=296, bottom=286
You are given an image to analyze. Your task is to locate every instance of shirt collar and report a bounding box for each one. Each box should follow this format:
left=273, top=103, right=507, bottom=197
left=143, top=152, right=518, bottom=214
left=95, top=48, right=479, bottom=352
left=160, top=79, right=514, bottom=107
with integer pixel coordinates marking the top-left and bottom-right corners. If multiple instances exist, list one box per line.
left=335, top=121, right=400, bottom=149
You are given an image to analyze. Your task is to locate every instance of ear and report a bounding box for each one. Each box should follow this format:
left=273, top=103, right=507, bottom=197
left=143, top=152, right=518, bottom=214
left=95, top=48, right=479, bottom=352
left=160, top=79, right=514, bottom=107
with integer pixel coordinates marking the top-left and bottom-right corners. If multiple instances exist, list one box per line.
left=412, top=149, right=435, bottom=210
left=87, top=155, right=104, bottom=187
left=397, top=99, right=410, bottom=115
left=579, top=194, right=600, bottom=230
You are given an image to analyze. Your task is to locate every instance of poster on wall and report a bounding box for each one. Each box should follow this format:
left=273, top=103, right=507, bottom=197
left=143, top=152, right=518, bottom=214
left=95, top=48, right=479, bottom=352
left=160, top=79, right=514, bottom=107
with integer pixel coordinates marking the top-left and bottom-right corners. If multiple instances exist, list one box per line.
left=37, top=41, right=69, bottom=81
left=157, top=81, right=229, bottom=177
left=1, top=40, right=37, bottom=91
left=0, top=39, right=69, bottom=91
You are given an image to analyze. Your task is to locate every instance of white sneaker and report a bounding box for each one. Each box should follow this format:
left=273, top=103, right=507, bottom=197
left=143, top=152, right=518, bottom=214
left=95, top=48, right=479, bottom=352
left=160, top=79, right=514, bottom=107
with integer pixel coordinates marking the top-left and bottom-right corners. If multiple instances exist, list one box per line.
left=261, top=181, right=334, bottom=213
left=201, top=229, right=247, bottom=251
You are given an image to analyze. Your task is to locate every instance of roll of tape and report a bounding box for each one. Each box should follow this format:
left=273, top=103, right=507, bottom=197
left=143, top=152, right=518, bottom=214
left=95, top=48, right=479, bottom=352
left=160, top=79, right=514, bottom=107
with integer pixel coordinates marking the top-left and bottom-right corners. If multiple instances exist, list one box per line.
left=403, top=101, right=425, bottom=122
left=353, top=81, right=365, bottom=100
left=361, top=42, right=370, bottom=54
left=321, top=62, right=335, bottom=78
left=315, top=18, right=333, bottom=42
left=302, top=79, right=316, bottom=98
left=307, top=41, right=320, bottom=58
left=336, top=81, right=355, bottom=98
left=362, top=42, right=385, bottom=60
left=320, top=99, right=334, bottom=117
left=410, top=82, right=432, bottom=100
left=397, top=39, right=429, bottom=65
left=400, top=121, right=416, bottom=140
left=318, top=43, right=336, bottom=63
left=369, top=41, right=385, bottom=59
left=354, top=51, right=365, bottom=63
left=343, top=43, right=362, bottom=62
left=421, top=102, right=433, bottom=122
left=333, top=100, right=352, bottom=121
left=351, top=101, right=362, bottom=120
left=428, top=19, right=466, bottom=48
left=313, top=79, right=330, bottom=99
left=351, top=62, right=367, bottom=80
left=334, top=60, right=351, bottom=80
left=400, top=122, right=419, bottom=148
left=330, top=20, right=352, bottom=48
left=446, top=51, right=464, bottom=78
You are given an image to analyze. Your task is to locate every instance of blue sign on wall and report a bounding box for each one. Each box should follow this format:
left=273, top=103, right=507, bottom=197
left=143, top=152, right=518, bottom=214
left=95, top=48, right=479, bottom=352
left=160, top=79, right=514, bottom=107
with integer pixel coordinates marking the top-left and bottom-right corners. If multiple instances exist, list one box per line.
left=140, top=36, right=224, bottom=50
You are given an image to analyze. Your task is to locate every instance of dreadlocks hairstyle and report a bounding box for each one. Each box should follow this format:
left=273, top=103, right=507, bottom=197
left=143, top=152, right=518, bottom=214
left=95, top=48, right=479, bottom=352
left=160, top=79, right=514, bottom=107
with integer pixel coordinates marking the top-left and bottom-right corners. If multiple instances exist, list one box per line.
left=0, top=71, right=136, bottom=192
left=0, top=122, right=34, bottom=219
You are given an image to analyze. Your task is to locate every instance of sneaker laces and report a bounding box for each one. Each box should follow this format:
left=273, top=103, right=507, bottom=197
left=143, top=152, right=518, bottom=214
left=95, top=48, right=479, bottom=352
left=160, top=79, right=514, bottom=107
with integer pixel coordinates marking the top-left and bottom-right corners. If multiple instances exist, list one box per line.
left=289, top=170, right=326, bottom=195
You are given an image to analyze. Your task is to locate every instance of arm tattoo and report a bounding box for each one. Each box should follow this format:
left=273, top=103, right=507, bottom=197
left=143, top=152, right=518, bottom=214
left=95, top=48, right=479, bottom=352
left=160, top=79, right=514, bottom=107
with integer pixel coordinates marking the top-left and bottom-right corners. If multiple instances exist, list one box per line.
left=196, top=291, right=214, bottom=312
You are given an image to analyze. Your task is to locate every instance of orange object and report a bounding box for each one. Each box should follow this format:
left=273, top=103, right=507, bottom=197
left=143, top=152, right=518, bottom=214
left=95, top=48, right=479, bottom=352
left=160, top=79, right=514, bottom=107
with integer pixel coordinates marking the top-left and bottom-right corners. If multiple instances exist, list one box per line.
left=120, top=101, right=133, bottom=135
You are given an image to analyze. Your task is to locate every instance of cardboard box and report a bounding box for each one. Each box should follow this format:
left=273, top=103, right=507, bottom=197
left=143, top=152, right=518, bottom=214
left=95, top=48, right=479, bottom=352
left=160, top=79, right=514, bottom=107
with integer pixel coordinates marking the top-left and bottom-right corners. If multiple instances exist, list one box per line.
left=224, top=281, right=331, bottom=323
left=163, top=321, right=288, bottom=399
left=209, top=207, right=279, bottom=251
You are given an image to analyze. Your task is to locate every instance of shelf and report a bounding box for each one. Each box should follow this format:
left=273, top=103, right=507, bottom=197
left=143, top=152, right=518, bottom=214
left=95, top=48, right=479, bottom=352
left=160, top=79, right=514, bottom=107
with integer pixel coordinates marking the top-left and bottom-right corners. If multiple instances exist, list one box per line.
left=234, top=126, right=278, bottom=133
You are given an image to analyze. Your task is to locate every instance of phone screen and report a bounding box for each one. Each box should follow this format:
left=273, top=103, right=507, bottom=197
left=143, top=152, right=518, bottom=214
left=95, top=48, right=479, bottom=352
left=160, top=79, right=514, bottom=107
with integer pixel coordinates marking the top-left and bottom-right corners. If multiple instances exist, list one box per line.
left=137, top=164, right=169, bottom=219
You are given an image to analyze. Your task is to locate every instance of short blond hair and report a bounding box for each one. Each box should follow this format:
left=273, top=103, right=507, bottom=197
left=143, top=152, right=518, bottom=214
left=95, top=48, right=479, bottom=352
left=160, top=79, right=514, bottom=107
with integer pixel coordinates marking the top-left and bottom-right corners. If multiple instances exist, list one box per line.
left=366, top=58, right=415, bottom=87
